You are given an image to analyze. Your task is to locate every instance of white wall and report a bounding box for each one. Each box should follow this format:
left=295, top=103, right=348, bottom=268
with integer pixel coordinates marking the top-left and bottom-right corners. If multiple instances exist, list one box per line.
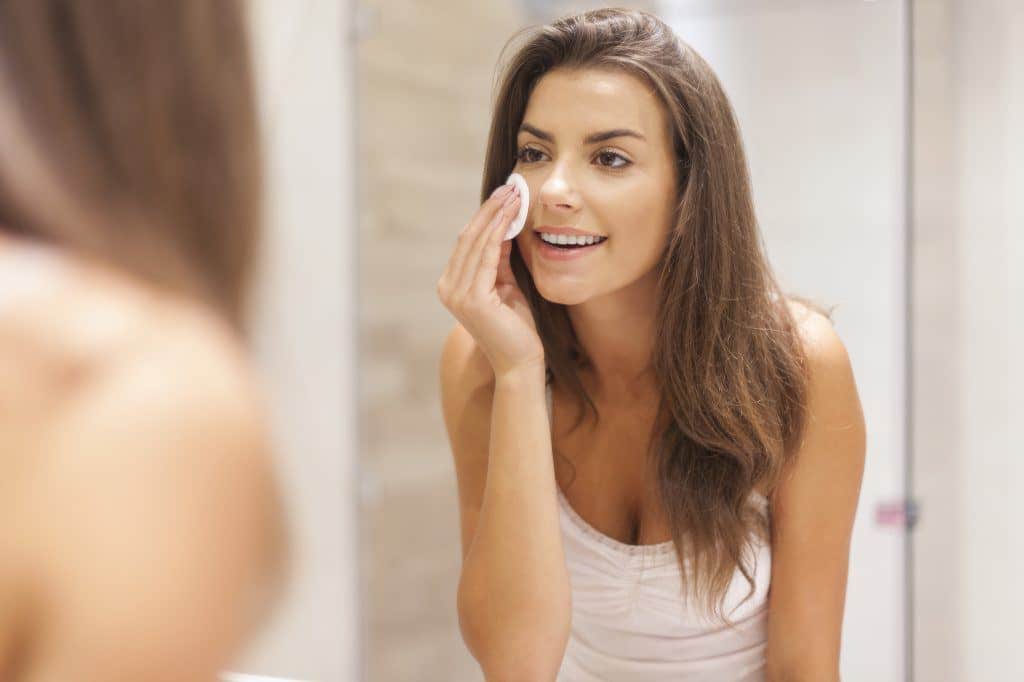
left=228, top=2, right=359, bottom=681
left=955, top=1, right=1024, bottom=680
left=912, top=1, right=1023, bottom=680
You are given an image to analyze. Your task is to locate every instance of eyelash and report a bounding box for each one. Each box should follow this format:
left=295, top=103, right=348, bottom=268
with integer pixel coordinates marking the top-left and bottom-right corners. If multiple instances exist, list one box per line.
left=515, top=145, right=632, bottom=170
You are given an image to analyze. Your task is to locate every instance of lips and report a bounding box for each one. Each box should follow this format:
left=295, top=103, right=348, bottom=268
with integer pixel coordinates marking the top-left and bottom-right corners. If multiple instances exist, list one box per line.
left=533, top=230, right=607, bottom=261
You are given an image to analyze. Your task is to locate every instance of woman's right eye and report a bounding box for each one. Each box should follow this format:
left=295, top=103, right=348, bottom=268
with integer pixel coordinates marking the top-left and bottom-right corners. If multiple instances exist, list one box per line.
left=516, top=146, right=545, bottom=164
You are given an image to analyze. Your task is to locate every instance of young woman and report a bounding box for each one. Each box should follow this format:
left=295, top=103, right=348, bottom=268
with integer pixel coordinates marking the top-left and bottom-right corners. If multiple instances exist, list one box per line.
left=438, top=8, right=866, bottom=681
left=0, top=2, right=288, bottom=680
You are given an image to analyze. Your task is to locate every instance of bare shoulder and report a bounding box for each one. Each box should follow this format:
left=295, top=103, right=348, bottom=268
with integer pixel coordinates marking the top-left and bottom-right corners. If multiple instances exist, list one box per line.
left=0, top=253, right=247, bottom=416
left=780, top=296, right=865, bottom=463
left=782, top=296, right=856, bottom=383
left=0, top=250, right=275, bottom=466
left=2, top=267, right=288, bottom=681
left=783, top=297, right=833, bottom=340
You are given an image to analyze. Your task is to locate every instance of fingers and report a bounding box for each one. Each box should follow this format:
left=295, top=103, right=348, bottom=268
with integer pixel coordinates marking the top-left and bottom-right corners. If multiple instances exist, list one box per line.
left=464, top=190, right=520, bottom=299
left=441, top=184, right=514, bottom=299
left=472, top=183, right=517, bottom=234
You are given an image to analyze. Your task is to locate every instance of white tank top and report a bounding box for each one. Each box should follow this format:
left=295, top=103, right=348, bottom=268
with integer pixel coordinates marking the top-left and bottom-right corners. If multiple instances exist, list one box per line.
left=546, top=382, right=772, bottom=681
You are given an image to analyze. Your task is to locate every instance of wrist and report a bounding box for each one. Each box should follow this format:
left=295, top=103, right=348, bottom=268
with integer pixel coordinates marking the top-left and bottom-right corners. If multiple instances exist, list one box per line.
left=494, top=361, right=546, bottom=389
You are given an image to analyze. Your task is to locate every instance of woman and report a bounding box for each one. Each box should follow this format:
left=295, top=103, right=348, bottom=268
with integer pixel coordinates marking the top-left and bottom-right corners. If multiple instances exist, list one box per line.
left=0, top=2, right=288, bottom=680
left=438, top=8, right=865, bottom=681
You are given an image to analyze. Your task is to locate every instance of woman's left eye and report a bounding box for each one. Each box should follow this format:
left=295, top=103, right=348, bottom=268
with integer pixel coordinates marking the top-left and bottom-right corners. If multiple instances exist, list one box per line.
left=596, top=150, right=631, bottom=169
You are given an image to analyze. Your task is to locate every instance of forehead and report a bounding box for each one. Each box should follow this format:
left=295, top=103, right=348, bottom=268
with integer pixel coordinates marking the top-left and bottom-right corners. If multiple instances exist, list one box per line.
left=521, top=67, right=670, bottom=141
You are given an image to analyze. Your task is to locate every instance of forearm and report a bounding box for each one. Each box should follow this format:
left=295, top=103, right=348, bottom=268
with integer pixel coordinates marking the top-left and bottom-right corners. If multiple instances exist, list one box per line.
left=457, top=365, right=571, bottom=678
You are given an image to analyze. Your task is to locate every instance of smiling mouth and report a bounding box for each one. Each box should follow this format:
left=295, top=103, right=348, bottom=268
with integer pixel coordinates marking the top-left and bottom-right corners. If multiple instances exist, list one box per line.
left=533, top=232, right=609, bottom=250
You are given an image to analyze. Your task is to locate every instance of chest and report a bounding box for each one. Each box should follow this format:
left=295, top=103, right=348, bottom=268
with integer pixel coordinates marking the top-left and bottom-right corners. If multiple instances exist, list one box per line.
left=550, top=388, right=674, bottom=547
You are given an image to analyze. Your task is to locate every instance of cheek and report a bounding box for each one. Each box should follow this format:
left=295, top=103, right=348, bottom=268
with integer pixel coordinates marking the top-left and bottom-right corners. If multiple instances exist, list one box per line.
left=602, top=206, right=672, bottom=281
left=639, top=177, right=677, bottom=231
left=605, top=188, right=672, bottom=248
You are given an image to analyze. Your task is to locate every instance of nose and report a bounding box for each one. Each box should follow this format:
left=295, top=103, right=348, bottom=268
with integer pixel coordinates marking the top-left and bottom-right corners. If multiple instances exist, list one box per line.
left=537, top=161, right=579, bottom=215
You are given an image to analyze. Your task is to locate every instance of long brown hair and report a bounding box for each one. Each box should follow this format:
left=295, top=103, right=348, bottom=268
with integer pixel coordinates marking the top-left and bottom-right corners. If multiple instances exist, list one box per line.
left=481, top=7, right=834, bottom=623
left=0, top=0, right=262, bottom=331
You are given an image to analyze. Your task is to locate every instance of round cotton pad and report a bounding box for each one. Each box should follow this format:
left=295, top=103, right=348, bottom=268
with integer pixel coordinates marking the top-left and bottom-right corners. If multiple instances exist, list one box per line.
left=503, top=172, right=530, bottom=241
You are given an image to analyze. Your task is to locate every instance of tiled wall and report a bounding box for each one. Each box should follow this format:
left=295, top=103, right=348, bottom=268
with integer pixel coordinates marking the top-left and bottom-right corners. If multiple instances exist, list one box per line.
left=357, top=2, right=526, bottom=680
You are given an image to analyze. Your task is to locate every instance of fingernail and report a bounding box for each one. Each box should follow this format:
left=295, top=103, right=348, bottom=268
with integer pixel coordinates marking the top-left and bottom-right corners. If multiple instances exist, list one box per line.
left=490, top=184, right=513, bottom=199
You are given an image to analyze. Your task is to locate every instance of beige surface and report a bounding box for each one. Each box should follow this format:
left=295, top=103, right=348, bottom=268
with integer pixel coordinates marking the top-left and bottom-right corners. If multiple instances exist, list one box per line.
left=357, top=2, right=526, bottom=680
left=910, top=3, right=961, bottom=680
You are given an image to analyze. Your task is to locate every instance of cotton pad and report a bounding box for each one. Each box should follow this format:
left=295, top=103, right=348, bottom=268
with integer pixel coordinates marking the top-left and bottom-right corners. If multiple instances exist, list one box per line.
left=503, top=172, right=530, bottom=241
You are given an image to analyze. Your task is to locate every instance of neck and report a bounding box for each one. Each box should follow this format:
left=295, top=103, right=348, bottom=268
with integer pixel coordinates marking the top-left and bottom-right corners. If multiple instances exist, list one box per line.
left=567, top=273, right=659, bottom=402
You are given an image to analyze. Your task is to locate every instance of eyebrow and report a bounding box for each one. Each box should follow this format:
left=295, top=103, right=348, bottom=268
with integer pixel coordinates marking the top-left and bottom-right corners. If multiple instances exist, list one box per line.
left=519, top=123, right=647, bottom=145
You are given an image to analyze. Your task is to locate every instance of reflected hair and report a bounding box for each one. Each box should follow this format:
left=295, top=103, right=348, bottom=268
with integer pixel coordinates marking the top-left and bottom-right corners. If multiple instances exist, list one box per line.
left=0, top=0, right=262, bottom=331
left=480, top=7, right=835, bottom=624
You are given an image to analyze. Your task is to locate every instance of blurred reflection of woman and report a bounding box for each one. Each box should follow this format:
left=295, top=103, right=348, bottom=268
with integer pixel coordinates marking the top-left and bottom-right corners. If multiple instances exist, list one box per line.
left=0, top=2, right=288, bottom=680
left=438, top=8, right=866, bottom=681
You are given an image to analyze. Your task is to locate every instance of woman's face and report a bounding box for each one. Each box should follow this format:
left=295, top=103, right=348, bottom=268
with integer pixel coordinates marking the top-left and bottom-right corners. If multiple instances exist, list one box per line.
left=513, top=66, right=678, bottom=305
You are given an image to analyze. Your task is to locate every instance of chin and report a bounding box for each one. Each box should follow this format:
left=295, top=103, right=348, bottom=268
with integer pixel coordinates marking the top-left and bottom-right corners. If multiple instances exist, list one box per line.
left=534, top=279, right=593, bottom=306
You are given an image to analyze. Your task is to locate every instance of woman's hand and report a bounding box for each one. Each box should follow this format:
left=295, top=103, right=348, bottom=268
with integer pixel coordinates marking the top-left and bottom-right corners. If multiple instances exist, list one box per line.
left=436, top=182, right=545, bottom=380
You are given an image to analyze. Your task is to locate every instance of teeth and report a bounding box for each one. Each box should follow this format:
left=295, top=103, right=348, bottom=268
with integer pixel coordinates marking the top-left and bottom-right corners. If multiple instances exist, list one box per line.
left=539, top=232, right=606, bottom=246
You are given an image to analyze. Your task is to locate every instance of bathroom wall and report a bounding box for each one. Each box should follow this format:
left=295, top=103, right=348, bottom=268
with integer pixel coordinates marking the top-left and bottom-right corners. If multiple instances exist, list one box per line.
left=356, top=3, right=530, bottom=677
left=955, top=4, right=1024, bottom=678
left=913, top=1, right=1024, bottom=680
left=911, top=0, right=961, bottom=678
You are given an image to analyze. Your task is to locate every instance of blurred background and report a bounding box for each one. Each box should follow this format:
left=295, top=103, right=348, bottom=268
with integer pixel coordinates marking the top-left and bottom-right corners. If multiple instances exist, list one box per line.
left=225, top=0, right=1022, bottom=680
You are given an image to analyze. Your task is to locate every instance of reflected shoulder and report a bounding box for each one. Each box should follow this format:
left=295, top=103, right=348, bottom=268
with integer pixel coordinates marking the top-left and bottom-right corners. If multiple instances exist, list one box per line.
left=10, top=301, right=287, bottom=680
left=0, top=263, right=287, bottom=680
